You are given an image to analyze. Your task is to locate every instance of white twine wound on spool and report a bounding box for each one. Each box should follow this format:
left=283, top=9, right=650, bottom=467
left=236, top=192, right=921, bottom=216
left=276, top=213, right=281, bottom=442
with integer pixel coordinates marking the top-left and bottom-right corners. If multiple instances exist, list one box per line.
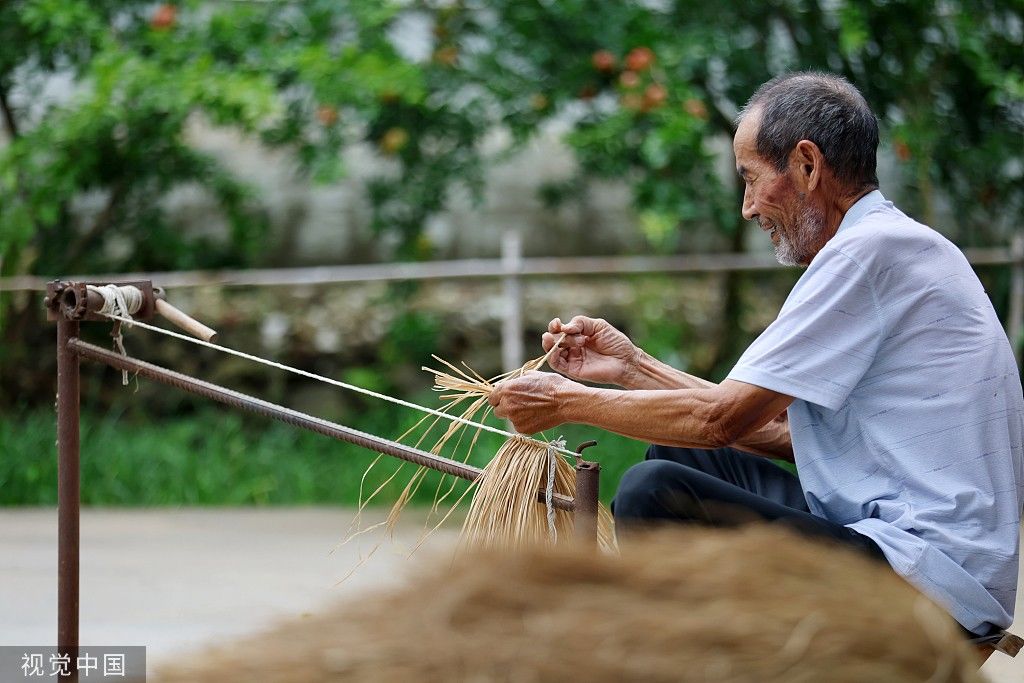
left=545, top=437, right=565, bottom=543
left=86, top=285, right=144, bottom=386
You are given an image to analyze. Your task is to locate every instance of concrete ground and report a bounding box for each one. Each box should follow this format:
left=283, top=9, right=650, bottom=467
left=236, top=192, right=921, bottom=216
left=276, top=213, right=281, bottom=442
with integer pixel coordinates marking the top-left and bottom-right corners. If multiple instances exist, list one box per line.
left=1, top=508, right=1021, bottom=681
left=0, top=508, right=455, bottom=679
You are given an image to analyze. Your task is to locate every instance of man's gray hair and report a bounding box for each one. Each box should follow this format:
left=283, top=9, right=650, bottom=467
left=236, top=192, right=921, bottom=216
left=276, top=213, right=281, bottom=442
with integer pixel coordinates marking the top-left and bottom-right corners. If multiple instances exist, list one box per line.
left=738, top=72, right=879, bottom=192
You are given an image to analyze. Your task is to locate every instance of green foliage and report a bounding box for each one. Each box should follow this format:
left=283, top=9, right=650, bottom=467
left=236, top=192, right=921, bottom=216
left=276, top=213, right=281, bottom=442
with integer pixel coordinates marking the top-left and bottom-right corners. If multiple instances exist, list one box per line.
left=0, top=405, right=646, bottom=506
left=0, top=2, right=1021, bottom=438
left=381, top=309, right=442, bottom=368
left=455, top=0, right=1023, bottom=247
left=2, top=0, right=1020, bottom=280
left=0, top=1, right=271, bottom=280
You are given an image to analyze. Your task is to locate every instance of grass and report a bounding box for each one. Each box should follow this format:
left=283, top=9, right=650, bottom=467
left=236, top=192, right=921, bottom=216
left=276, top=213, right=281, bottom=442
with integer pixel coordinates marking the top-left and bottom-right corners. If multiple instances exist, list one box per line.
left=0, top=403, right=648, bottom=507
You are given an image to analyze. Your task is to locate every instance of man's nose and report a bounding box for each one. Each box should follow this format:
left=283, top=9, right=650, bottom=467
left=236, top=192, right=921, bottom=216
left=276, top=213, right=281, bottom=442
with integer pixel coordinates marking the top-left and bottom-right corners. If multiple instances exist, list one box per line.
left=741, top=186, right=756, bottom=221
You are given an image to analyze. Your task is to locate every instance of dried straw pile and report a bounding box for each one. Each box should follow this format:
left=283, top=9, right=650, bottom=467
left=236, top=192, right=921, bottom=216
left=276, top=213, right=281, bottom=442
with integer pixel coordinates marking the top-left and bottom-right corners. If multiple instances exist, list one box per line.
left=155, top=525, right=983, bottom=683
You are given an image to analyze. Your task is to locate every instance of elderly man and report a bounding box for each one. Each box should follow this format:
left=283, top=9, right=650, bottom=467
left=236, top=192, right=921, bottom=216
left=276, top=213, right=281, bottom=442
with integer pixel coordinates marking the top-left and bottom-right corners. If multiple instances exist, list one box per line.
left=488, top=71, right=1024, bottom=637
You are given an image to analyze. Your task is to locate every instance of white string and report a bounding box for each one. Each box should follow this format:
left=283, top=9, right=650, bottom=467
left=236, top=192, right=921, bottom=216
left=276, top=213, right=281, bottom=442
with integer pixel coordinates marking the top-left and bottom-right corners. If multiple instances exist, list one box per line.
left=544, top=437, right=564, bottom=543
left=98, top=312, right=580, bottom=458
left=88, top=285, right=144, bottom=385
left=87, top=284, right=143, bottom=319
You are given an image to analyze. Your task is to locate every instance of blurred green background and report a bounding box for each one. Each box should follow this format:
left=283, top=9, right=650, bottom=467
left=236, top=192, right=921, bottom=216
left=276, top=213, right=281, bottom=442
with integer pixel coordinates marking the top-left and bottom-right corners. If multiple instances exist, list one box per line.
left=1, top=0, right=1021, bottom=506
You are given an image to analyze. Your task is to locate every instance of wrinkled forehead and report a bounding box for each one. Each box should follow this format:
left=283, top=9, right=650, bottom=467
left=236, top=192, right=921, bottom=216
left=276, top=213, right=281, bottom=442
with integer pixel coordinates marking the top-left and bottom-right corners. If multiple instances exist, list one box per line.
left=732, top=107, right=761, bottom=163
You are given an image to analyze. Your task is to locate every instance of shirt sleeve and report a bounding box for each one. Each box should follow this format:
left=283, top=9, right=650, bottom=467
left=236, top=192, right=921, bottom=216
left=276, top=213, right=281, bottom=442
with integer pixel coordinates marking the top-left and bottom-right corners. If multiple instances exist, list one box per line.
left=727, top=247, right=882, bottom=411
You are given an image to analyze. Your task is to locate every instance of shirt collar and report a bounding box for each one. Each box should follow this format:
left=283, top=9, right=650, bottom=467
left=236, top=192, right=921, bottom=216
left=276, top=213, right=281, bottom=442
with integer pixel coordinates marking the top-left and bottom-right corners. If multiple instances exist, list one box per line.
left=836, top=189, right=886, bottom=234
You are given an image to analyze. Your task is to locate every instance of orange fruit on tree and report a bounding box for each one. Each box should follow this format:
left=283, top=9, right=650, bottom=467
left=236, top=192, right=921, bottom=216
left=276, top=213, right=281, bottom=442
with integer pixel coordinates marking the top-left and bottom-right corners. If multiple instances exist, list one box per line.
left=625, top=46, right=654, bottom=72
left=643, top=83, right=667, bottom=110
left=619, top=70, right=640, bottom=89
left=894, top=140, right=912, bottom=162
left=530, top=93, right=549, bottom=111
left=380, top=127, right=409, bottom=154
left=316, top=106, right=339, bottom=126
left=151, top=4, right=176, bottom=30
left=683, top=98, right=709, bottom=120
left=591, top=50, right=617, bottom=73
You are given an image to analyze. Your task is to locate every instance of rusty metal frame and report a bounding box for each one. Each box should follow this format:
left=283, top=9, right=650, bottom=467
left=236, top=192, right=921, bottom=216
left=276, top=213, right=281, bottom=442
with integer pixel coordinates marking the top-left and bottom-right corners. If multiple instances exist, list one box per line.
left=49, top=279, right=601, bottom=670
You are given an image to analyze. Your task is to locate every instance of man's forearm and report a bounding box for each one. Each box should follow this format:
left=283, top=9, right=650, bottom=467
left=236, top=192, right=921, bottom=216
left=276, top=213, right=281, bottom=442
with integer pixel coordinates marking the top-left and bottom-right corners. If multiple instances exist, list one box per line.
left=561, top=382, right=794, bottom=461
left=729, top=412, right=793, bottom=461
left=620, top=350, right=715, bottom=391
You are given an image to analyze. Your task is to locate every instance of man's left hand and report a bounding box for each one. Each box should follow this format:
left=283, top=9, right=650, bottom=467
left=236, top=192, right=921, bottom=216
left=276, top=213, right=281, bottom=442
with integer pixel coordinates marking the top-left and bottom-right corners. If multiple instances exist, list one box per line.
left=487, top=371, right=579, bottom=434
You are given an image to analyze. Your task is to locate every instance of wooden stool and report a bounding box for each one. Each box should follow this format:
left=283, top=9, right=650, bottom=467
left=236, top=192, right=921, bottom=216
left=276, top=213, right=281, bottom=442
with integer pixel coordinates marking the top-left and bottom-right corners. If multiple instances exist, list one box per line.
left=969, top=628, right=1023, bottom=664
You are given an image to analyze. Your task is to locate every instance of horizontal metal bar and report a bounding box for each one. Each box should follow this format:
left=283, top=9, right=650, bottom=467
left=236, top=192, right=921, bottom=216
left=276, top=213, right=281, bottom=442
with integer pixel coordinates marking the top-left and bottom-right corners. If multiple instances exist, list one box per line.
left=68, top=339, right=576, bottom=512
left=5, top=247, right=1018, bottom=291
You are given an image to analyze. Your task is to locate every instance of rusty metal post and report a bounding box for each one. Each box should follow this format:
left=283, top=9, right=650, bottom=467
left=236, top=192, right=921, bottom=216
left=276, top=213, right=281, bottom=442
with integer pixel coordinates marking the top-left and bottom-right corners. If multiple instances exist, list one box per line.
left=573, top=460, right=600, bottom=545
left=56, top=318, right=80, bottom=680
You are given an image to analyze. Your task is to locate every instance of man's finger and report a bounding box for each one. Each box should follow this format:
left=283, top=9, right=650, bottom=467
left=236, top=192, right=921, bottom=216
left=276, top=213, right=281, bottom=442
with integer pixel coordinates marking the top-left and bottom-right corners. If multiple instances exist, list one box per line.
left=562, top=334, right=588, bottom=348
left=548, top=317, right=563, bottom=334
left=544, top=331, right=579, bottom=351
left=487, top=386, right=502, bottom=408
left=563, top=315, right=590, bottom=334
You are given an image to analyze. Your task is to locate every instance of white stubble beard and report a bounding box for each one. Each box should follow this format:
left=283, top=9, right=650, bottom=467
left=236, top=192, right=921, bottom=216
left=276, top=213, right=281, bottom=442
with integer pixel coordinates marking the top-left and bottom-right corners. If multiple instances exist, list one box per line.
left=772, top=229, right=800, bottom=266
left=772, top=202, right=826, bottom=267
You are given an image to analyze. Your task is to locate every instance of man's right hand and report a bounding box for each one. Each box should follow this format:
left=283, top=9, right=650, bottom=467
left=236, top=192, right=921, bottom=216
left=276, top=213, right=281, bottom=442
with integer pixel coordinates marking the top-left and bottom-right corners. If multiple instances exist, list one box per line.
left=542, top=316, right=639, bottom=387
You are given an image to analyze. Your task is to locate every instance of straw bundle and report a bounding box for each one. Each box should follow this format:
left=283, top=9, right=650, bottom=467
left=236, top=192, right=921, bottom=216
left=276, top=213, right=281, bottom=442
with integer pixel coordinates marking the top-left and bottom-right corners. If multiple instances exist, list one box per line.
left=352, top=339, right=615, bottom=552
left=459, top=434, right=615, bottom=550
left=459, top=434, right=575, bottom=549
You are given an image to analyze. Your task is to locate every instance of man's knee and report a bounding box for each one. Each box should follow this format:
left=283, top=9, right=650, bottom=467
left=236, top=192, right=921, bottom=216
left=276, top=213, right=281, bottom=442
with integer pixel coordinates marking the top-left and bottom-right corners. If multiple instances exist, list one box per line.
left=613, top=459, right=691, bottom=521
left=644, top=444, right=718, bottom=470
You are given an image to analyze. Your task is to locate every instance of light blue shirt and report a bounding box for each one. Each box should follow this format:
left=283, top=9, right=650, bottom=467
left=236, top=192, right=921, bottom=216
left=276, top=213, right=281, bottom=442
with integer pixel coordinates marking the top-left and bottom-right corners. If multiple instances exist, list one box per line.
left=728, top=191, right=1024, bottom=634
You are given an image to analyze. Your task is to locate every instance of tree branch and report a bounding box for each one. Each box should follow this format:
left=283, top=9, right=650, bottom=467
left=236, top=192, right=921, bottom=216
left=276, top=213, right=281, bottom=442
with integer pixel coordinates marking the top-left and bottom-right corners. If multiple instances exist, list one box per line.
left=692, top=71, right=737, bottom=138
left=62, top=181, right=129, bottom=270
left=0, top=83, right=19, bottom=140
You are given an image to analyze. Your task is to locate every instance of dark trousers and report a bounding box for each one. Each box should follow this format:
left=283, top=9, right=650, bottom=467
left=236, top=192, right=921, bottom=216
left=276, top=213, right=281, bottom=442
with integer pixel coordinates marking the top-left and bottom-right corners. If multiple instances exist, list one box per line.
left=612, top=444, right=886, bottom=562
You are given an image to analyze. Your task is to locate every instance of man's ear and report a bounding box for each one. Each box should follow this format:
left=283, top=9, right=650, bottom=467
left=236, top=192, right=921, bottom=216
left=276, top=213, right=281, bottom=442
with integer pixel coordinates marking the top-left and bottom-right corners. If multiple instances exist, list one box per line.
left=790, top=139, right=823, bottom=193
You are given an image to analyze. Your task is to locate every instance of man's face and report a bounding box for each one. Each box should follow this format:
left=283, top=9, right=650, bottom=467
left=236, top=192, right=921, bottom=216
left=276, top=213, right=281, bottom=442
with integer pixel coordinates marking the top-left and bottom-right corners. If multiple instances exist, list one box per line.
left=733, top=110, right=825, bottom=267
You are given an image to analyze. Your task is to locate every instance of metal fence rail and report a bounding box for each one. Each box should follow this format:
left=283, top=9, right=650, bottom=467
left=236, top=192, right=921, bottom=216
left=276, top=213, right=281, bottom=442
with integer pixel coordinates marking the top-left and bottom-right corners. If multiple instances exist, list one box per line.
left=5, top=232, right=1023, bottom=367
left=2, top=246, right=1020, bottom=290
